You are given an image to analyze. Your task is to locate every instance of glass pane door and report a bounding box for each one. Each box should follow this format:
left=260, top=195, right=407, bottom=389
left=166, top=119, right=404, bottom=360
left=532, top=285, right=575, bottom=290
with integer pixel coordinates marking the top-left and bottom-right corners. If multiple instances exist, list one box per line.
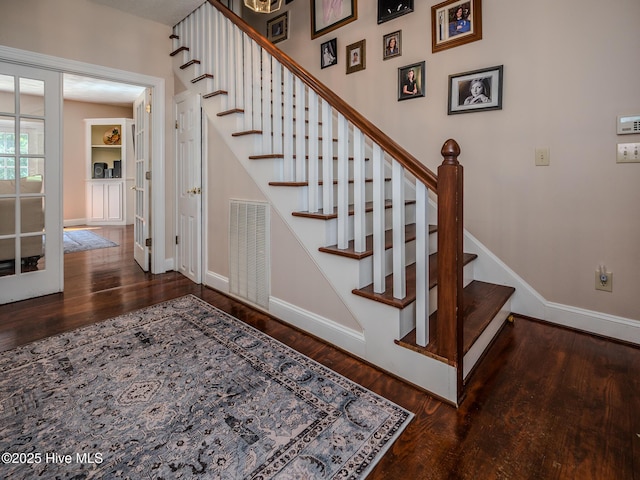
left=0, top=62, right=62, bottom=303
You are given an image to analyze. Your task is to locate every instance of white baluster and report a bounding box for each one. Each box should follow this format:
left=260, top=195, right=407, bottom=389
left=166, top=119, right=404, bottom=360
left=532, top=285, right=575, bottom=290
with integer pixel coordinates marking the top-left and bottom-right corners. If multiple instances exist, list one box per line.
left=261, top=50, right=272, bottom=153
left=242, top=33, right=253, bottom=131
left=252, top=41, right=262, bottom=131
left=272, top=60, right=283, bottom=155
left=415, top=181, right=430, bottom=347
left=392, top=160, right=406, bottom=299
left=195, top=6, right=204, bottom=78
left=307, top=89, right=319, bottom=213
left=337, top=113, right=349, bottom=249
left=282, top=70, right=294, bottom=182
left=233, top=26, right=243, bottom=111
left=372, top=144, right=385, bottom=293
left=353, top=128, right=366, bottom=253
left=295, top=77, right=306, bottom=183
left=321, top=100, right=334, bottom=215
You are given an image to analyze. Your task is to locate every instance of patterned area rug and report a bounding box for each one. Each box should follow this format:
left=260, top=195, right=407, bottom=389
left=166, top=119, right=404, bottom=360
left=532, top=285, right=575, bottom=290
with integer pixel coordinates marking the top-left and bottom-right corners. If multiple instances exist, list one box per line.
left=63, top=229, right=118, bottom=253
left=0, top=295, right=413, bottom=479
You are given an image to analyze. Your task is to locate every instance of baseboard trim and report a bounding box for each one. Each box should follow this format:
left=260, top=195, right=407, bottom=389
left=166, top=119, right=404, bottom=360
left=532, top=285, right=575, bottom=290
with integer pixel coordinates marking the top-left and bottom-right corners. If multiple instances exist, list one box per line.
left=63, top=218, right=87, bottom=227
left=204, top=270, right=366, bottom=355
left=269, top=297, right=366, bottom=358
left=539, top=302, right=640, bottom=345
left=205, top=271, right=230, bottom=294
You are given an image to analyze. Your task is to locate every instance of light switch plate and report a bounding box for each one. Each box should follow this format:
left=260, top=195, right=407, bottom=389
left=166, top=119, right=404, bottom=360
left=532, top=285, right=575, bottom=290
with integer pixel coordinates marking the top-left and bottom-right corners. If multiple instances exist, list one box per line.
left=617, top=143, right=640, bottom=163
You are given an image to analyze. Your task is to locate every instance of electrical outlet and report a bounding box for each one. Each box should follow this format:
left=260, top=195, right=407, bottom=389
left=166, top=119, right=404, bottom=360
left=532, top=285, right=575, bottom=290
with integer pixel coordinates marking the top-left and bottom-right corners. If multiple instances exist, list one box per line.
left=535, top=147, right=550, bottom=166
left=595, top=270, right=613, bottom=292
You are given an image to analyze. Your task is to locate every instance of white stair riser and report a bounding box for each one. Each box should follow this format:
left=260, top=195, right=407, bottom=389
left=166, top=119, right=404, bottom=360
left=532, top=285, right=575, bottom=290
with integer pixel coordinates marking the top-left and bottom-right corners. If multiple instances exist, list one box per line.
left=323, top=203, right=417, bottom=245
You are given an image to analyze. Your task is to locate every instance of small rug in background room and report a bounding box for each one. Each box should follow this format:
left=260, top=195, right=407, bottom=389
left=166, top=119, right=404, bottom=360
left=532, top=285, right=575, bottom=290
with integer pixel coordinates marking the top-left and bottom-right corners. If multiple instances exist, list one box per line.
left=0, top=295, right=413, bottom=479
left=63, top=229, right=118, bottom=253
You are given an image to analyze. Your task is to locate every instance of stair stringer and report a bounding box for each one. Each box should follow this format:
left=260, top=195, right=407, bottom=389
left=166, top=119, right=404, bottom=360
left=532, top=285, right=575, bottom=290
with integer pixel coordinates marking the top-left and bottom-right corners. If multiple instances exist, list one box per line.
left=197, top=92, right=460, bottom=404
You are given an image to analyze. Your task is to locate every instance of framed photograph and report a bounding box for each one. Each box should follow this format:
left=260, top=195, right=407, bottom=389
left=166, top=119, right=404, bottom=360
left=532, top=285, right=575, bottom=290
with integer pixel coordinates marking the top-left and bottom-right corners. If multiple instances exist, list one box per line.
left=431, top=0, right=482, bottom=53
left=346, top=40, right=366, bottom=74
left=383, top=30, right=402, bottom=60
left=398, top=61, right=425, bottom=101
left=448, top=65, right=503, bottom=114
left=267, top=12, right=288, bottom=44
left=378, top=0, right=413, bottom=24
left=311, top=0, right=357, bottom=39
left=320, top=38, right=338, bottom=69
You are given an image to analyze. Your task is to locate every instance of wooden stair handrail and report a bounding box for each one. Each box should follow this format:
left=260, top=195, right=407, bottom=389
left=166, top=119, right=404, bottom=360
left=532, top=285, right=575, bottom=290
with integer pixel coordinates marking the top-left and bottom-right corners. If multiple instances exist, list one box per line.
left=207, top=0, right=438, bottom=192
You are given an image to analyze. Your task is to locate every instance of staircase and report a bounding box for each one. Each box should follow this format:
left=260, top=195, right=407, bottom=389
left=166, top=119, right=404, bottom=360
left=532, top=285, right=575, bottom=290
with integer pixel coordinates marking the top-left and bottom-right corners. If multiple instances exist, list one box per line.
left=170, top=0, right=515, bottom=406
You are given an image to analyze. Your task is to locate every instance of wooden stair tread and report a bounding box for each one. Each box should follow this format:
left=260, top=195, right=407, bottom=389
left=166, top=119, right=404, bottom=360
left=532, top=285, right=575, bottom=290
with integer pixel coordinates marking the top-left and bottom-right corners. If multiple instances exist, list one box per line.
left=269, top=178, right=389, bottom=187
left=352, top=252, right=478, bottom=308
left=191, top=73, right=214, bottom=84
left=249, top=154, right=370, bottom=161
left=292, top=199, right=416, bottom=220
left=170, top=46, right=188, bottom=56
left=180, top=59, right=201, bottom=69
left=320, top=224, right=437, bottom=260
left=396, top=280, right=516, bottom=358
left=203, top=90, right=228, bottom=98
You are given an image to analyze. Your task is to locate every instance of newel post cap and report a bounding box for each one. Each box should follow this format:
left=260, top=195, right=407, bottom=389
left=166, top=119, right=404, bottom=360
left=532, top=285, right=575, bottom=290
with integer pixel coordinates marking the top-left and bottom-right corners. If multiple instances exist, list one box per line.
left=441, top=139, right=461, bottom=166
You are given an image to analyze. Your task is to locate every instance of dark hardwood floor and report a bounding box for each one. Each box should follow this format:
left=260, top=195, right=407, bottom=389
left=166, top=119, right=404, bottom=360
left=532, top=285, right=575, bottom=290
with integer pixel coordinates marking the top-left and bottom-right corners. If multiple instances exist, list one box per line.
left=1, top=225, right=638, bottom=479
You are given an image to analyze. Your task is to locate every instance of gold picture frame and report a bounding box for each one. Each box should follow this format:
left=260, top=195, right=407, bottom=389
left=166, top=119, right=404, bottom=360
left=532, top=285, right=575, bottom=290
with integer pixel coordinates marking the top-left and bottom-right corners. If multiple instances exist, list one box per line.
left=311, top=0, right=357, bottom=39
left=431, top=0, right=482, bottom=53
left=346, top=39, right=366, bottom=74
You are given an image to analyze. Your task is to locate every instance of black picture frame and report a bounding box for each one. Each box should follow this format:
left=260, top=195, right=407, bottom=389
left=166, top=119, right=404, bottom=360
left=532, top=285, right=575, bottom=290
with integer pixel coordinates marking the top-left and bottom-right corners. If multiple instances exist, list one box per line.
left=321, top=38, right=338, bottom=69
left=448, top=65, right=503, bottom=114
left=377, top=0, right=414, bottom=24
left=398, top=61, right=425, bottom=101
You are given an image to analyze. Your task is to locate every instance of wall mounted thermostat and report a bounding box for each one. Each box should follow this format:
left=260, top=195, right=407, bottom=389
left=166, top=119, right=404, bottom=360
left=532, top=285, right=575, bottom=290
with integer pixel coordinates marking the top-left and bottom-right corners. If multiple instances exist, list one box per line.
left=617, top=114, right=640, bottom=135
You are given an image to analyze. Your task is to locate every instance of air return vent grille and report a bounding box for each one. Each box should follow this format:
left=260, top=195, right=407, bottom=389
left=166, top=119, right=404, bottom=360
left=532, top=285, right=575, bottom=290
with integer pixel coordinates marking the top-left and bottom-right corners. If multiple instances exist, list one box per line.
left=229, top=200, right=270, bottom=308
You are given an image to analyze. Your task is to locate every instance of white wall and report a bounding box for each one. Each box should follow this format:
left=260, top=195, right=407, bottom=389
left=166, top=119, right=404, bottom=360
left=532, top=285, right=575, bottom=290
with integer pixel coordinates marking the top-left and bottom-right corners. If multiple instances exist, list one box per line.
left=245, top=0, right=640, bottom=323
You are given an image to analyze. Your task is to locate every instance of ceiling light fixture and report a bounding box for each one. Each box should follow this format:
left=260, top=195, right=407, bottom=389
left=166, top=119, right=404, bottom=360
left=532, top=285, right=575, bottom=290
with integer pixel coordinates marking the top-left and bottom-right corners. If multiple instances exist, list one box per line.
left=244, top=0, right=282, bottom=14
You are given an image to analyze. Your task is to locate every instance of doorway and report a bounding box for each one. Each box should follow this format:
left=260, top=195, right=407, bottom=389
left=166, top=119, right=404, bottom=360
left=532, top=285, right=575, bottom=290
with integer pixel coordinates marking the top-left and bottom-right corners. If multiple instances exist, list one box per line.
left=0, top=45, right=167, bottom=304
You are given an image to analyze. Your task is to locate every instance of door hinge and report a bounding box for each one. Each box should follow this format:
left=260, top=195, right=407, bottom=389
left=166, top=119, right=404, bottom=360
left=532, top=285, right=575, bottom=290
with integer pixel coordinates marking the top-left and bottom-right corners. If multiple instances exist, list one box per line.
left=175, top=120, right=179, bottom=129
left=175, top=235, right=179, bottom=245
left=146, top=103, right=151, bottom=113
left=145, top=238, right=152, bottom=248
left=145, top=171, right=151, bottom=180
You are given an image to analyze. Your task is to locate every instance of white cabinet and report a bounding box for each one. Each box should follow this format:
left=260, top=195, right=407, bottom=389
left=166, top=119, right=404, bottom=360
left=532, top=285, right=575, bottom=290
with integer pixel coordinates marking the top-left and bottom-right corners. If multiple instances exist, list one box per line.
left=85, top=118, right=134, bottom=225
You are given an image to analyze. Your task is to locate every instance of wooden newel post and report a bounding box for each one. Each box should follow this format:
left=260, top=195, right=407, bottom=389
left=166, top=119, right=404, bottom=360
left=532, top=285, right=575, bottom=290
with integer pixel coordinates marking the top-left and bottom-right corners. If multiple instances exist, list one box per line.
left=437, top=139, right=463, bottom=365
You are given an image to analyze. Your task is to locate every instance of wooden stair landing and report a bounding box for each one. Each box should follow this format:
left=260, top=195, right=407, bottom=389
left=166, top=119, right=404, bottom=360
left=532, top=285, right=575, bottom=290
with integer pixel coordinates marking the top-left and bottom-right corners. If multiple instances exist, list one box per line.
left=395, top=280, right=516, bottom=361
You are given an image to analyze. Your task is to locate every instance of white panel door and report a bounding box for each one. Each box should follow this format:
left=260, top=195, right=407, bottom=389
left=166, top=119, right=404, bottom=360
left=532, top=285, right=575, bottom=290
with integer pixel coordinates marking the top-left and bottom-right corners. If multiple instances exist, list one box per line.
left=133, top=89, right=150, bottom=271
left=0, top=62, right=62, bottom=304
left=175, top=91, right=202, bottom=283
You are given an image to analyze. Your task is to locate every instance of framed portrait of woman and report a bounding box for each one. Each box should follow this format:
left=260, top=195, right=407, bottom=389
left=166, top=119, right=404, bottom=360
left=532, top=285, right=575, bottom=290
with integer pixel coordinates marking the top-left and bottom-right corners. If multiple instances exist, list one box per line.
left=383, top=30, right=402, bottom=60
left=398, top=61, right=425, bottom=101
left=431, top=0, right=482, bottom=53
left=311, top=0, right=357, bottom=39
left=448, top=65, right=503, bottom=114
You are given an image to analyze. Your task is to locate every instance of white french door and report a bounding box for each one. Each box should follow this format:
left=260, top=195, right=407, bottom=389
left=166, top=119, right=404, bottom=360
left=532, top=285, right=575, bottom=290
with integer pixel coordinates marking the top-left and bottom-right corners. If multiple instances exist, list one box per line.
left=0, top=62, right=62, bottom=304
left=133, top=89, right=151, bottom=271
left=175, top=91, right=202, bottom=283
